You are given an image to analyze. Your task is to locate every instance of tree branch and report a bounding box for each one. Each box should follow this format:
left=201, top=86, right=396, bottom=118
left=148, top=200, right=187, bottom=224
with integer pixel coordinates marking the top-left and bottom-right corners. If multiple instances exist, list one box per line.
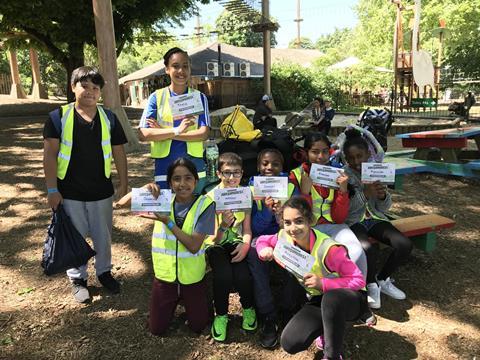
left=19, top=25, right=68, bottom=65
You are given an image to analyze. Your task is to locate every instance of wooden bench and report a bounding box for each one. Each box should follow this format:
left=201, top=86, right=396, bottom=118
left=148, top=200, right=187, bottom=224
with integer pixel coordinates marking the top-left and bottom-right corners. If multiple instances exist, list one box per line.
left=390, top=214, right=456, bottom=252
left=369, top=214, right=455, bottom=252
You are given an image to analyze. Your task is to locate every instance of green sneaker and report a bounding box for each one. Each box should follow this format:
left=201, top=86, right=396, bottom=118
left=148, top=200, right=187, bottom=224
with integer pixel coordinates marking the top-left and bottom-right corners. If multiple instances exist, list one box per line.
left=211, top=315, right=228, bottom=342
left=242, top=307, right=257, bottom=331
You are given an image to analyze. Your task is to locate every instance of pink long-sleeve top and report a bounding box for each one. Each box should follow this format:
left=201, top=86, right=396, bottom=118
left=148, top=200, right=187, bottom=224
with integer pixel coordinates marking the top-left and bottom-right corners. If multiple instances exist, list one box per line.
left=256, top=230, right=365, bottom=293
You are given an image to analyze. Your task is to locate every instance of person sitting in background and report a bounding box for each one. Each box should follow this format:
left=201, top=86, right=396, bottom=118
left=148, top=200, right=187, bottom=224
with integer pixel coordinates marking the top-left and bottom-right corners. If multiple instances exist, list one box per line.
left=322, top=100, right=335, bottom=136
left=464, top=91, right=476, bottom=120
left=253, top=95, right=277, bottom=131
left=311, top=97, right=325, bottom=129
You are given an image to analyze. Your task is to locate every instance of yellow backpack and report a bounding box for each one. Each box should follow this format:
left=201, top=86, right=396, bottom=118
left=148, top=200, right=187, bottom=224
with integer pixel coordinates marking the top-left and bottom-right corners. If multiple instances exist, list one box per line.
left=220, top=105, right=262, bottom=142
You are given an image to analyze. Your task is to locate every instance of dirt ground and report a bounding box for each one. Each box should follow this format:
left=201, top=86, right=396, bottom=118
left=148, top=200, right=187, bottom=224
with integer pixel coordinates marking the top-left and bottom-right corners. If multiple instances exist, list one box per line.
left=0, top=113, right=479, bottom=360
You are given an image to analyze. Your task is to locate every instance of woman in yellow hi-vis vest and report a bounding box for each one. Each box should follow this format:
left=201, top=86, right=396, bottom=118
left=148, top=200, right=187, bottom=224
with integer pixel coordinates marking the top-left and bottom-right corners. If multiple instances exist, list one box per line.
left=138, top=47, right=210, bottom=189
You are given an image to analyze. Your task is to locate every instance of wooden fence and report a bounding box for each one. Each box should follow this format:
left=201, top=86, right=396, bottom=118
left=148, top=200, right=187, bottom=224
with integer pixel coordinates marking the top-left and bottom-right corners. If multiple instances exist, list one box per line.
left=0, top=73, right=12, bottom=94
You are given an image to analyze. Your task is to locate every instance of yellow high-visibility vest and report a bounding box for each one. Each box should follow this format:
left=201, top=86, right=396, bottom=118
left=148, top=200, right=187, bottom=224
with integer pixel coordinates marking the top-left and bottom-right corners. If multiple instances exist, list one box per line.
left=291, top=166, right=334, bottom=224
left=151, top=195, right=213, bottom=284
left=150, top=87, right=204, bottom=159
left=277, top=228, right=340, bottom=296
left=205, top=185, right=247, bottom=245
left=57, top=103, right=112, bottom=180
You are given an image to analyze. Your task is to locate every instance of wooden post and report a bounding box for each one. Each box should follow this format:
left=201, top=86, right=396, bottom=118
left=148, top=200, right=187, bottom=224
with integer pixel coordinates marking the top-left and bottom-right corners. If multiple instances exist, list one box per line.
left=392, top=1, right=402, bottom=114
left=29, top=48, right=48, bottom=99
left=92, top=0, right=140, bottom=151
left=8, top=49, right=26, bottom=99
left=262, top=0, right=271, bottom=98
left=195, top=16, right=202, bottom=46
left=294, top=0, right=303, bottom=49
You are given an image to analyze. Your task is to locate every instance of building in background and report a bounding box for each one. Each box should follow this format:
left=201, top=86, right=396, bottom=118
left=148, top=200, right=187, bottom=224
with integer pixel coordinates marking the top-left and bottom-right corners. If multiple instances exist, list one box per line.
left=119, top=42, right=322, bottom=109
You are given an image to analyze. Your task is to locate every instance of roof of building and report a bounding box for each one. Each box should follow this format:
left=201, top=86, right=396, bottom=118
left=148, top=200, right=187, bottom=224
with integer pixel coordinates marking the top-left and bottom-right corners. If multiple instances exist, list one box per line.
left=119, top=42, right=323, bottom=84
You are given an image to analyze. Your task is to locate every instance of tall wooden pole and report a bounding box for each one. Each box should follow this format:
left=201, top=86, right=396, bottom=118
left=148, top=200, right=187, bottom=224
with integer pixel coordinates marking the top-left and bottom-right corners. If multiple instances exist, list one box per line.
left=92, top=0, right=140, bottom=151
left=392, top=1, right=401, bottom=113
left=294, top=0, right=303, bottom=49
left=195, top=16, right=203, bottom=46
left=29, top=48, right=48, bottom=99
left=262, top=0, right=271, bottom=97
left=8, top=49, right=26, bottom=99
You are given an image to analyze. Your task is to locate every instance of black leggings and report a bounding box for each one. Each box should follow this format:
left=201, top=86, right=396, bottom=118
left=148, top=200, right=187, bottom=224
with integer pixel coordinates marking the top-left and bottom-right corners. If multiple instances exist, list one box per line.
left=206, top=244, right=254, bottom=315
left=350, top=221, right=413, bottom=283
left=280, top=289, right=368, bottom=359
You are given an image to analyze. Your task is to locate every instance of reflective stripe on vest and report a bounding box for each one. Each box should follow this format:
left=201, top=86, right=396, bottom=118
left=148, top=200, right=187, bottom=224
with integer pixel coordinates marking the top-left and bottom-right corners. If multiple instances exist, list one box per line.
left=278, top=228, right=340, bottom=297
left=57, top=103, right=112, bottom=180
left=150, top=87, right=204, bottom=159
left=292, top=167, right=334, bottom=223
left=151, top=195, right=213, bottom=284
left=361, top=202, right=389, bottom=222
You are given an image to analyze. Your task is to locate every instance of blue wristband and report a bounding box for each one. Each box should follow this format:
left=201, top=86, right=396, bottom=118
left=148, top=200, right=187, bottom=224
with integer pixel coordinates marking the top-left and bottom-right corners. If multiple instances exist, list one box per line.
left=47, top=188, right=59, bottom=194
left=167, top=220, right=175, bottom=230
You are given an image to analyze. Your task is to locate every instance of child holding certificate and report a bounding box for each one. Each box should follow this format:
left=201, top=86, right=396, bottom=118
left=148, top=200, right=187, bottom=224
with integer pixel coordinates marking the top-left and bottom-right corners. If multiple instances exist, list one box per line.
left=289, top=133, right=367, bottom=282
left=246, top=148, right=299, bottom=348
left=116, top=158, right=216, bottom=335
left=342, top=128, right=412, bottom=309
left=256, top=196, right=367, bottom=359
left=206, top=153, right=256, bottom=342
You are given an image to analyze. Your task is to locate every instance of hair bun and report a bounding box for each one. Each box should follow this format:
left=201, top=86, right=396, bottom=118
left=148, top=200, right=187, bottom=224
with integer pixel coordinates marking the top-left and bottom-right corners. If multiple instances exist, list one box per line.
left=344, top=128, right=362, bottom=140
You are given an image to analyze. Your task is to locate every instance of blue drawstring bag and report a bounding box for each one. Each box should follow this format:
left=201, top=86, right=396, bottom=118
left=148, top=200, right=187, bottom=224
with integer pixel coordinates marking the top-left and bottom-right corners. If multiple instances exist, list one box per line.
left=41, top=204, right=96, bottom=276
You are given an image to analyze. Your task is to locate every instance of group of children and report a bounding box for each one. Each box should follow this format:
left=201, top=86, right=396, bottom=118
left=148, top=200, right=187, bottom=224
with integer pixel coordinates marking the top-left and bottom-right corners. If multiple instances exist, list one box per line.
left=119, top=129, right=413, bottom=360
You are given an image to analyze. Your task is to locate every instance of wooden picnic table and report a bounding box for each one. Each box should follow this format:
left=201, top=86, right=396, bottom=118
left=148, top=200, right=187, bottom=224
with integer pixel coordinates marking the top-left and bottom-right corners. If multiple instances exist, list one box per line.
left=396, top=127, right=480, bottom=163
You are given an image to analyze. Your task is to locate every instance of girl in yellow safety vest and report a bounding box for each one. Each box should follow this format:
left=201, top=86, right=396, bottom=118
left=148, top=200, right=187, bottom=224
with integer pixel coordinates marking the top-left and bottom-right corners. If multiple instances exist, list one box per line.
left=116, top=158, right=216, bottom=335
left=138, top=47, right=210, bottom=189
left=255, top=196, right=367, bottom=359
left=289, top=132, right=367, bottom=282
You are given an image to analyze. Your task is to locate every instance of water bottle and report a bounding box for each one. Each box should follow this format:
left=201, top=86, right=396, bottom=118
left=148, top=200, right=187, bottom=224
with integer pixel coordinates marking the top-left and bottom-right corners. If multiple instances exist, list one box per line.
left=205, top=138, right=219, bottom=182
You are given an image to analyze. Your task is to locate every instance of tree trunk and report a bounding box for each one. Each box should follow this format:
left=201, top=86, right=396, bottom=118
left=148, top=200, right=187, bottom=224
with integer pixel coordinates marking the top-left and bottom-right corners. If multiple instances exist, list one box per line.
left=64, top=43, right=85, bottom=102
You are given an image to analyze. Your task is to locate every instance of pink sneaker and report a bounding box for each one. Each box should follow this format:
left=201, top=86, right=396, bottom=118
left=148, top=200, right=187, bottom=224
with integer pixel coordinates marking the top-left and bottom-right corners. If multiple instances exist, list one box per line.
left=315, top=335, right=325, bottom=350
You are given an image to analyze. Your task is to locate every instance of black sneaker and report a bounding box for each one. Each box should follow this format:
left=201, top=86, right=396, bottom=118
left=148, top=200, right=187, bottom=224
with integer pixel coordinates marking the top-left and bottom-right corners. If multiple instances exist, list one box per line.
left=71, top=279, right=90, bottom=303
left=98, top=271, right=121, bottom=294
left=259, top=316, right=278, bottom=349
left=359, top=309, right=377, bottom=327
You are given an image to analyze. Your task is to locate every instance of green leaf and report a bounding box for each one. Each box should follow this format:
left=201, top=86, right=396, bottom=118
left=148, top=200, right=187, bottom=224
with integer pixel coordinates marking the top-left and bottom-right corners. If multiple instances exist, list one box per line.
left=17, top=287, right=35, bottom=296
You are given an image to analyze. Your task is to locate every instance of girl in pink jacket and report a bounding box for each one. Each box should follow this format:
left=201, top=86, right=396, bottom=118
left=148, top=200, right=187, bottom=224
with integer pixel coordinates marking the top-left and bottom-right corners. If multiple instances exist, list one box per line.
left=256, top=196, right=367, bottom=360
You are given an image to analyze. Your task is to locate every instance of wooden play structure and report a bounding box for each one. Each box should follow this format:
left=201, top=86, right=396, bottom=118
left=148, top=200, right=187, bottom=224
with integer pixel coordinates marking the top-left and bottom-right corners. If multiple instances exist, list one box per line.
left=392, top=0, right=448, bottom=113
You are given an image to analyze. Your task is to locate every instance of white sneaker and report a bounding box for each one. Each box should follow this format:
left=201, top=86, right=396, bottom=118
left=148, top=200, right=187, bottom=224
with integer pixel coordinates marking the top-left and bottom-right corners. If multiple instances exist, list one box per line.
left=378, top=277, right=406, bottom=300
left=366, top=283, right=381, bottom=309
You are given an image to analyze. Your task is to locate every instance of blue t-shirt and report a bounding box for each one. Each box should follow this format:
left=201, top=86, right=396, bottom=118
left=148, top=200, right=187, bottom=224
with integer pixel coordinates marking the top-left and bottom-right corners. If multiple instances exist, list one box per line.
left=140, top=88, right=210, bottom=186
left=248, top=172, right=293, bottom=239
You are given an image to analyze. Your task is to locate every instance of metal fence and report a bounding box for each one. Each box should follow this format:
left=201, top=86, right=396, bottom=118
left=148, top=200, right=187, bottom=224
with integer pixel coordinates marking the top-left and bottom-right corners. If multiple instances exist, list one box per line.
left=332, top=91, right=480, bottom=122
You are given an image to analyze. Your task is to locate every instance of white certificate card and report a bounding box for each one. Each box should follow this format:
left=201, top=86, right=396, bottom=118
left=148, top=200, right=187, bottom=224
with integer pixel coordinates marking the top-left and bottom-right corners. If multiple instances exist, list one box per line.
left=131, top=188, right=172, bottom=213
left=214, top=187, right=252, bottom=211
left=309, top=163, right=343, bottom=188
left=253, top=176, right=288, bottom=200
left=169, top=92, right=204, bottom=120
left=273, top=240, right=315, bottom=278
left=361, top=163, right=396, bottom=184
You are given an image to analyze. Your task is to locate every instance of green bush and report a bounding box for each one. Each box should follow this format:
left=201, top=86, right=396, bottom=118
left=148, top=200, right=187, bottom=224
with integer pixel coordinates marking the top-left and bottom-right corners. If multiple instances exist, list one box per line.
left=271, top=63, right=317, bottom=110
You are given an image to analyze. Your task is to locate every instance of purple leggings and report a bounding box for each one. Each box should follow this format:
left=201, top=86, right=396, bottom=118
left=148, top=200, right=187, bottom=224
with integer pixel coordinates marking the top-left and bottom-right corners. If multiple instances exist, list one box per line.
left=149, top=277, right=209, bottom=335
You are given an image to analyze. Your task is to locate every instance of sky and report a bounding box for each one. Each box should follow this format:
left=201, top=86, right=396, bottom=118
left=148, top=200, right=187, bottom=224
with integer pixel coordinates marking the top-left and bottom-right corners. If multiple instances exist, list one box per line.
left=168, top=0, right=359, bottom=48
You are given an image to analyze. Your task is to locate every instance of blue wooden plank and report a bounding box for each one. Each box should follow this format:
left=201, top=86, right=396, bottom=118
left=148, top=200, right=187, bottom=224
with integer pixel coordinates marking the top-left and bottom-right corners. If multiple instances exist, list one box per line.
left=384, top=156, right=430, bottom=175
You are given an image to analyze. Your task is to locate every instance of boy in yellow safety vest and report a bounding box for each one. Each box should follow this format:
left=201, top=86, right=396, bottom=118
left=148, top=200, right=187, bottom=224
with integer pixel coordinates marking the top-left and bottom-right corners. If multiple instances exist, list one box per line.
left=43, top=66, right=128, bottom=303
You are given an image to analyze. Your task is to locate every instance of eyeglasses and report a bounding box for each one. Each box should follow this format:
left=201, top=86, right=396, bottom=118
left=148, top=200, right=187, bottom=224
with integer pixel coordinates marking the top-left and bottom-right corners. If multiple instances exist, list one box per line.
left=220, top=171, right=242, bottom=178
